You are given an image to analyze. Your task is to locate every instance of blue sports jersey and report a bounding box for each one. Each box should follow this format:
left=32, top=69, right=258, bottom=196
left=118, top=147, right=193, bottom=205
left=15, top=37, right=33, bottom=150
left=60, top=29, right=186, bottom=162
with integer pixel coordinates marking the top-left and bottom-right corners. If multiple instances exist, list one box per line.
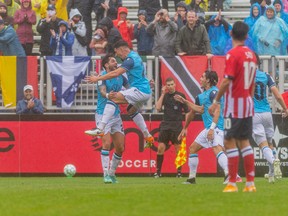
left=96, top=70, right=128, bottom=115
left=195, top=86, right=224, bottom=130
left=254, top=69, right=275, bottom=113
left=120, top=51, right=151, bottom=94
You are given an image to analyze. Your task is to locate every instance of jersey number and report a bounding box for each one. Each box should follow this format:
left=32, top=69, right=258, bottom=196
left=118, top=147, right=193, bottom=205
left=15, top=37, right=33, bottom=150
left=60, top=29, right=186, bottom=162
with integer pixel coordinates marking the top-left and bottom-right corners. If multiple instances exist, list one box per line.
left=243, top=61, right=256, bottom=90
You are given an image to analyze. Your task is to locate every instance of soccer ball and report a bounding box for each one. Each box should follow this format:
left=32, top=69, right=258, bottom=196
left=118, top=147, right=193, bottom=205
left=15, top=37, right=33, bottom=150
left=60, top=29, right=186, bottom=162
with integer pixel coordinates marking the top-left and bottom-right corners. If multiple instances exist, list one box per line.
left=64, top=164, right=76, bottom=177
left=264, top=173, right=269, bottom=179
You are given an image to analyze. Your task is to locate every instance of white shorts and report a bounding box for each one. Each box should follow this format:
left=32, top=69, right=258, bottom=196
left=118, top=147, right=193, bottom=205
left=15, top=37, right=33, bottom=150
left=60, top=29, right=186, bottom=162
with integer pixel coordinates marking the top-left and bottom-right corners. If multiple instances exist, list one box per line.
left=194, top=128, right=224, bottom=148
left=252, top=112, right=274, bottom=145
left=96, top=113, right=124, bottom=135
left=120, top=87, right=151, bottom=110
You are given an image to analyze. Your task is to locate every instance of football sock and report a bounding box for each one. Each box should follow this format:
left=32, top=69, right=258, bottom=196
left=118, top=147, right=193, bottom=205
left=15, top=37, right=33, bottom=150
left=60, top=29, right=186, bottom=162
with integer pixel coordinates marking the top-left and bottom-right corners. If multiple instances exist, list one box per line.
left=177, top=166, right=182, bottom=174
left=98, top=101, right=117, bottom=130
left=226, top=148, right=239, bottom=183
left=262, top=146, right=274, bottom=164
left=217, top=151, right=229, bottom=176
left=101, top=149, right=110, bottom=176
left=129, top=112, right=150, bottom=137
left=109, top=153, right=122, bottom=176
left=188, top=154, right=198, bottom=179
left=241, top=146, right=255, bottom=183
left=272, top=149, right=277, bottom=159
left=156, top=154, right=164, bottom=174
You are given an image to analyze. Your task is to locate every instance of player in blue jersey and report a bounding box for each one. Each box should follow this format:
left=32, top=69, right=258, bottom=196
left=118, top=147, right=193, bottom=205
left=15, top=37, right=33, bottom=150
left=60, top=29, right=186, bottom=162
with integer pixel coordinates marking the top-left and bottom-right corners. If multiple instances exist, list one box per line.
left=85, top=40, right=154, bottom=148
left=175, top=70, right=230, bottom=184
left=253, top=53, right=288, bottom=183
left=86, top=54, right=128, bottom=184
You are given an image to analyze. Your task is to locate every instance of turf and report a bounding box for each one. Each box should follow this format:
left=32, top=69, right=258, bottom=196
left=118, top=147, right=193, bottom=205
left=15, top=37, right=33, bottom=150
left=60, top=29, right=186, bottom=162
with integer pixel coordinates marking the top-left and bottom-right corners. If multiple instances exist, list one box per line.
left=0, top=177, right=287, bottom=216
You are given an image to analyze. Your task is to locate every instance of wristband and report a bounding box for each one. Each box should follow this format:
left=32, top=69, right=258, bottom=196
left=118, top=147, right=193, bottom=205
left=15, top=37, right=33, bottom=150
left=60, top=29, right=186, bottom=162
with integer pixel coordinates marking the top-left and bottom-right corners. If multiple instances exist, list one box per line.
left=210, top=122, right=216, bottom=130
left=106, top=93, right=109, bottom=99
left=213, top=99, right=220, bottom=104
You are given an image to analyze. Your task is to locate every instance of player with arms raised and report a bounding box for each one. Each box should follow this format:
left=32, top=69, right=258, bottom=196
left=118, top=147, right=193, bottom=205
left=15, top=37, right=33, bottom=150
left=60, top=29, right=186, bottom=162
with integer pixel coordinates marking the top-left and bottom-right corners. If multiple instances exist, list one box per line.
left=209, top=21, right=257, bottom=192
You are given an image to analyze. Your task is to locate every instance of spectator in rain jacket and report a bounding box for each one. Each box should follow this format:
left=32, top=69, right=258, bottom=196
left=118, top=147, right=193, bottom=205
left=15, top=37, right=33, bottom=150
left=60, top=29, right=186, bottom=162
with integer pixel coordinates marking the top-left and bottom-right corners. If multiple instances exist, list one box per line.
left=14, top=0, right=36, bottom=55
left=244, top=3, right=261, bottom=36
left=252, top=5, right=288, bottom=55
left=133, top=9, right=153, bottom=55
left=273, top=0, right=288, bottom=23
left=69, top=8, right=87, bottom=55
left=0, top=2, right=14, bottom=26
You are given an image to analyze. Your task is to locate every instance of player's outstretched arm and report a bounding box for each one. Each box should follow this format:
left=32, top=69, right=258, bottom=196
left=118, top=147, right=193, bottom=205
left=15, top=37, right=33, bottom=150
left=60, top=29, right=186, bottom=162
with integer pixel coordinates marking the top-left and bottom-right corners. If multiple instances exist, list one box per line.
left=85, top=67, right=126, bottom=83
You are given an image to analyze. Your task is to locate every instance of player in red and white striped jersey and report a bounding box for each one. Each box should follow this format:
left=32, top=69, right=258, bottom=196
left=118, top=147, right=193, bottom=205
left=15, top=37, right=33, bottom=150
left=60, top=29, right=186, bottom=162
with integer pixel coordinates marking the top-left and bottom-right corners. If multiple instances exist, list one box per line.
left=209, top=21, right=257, bottom=193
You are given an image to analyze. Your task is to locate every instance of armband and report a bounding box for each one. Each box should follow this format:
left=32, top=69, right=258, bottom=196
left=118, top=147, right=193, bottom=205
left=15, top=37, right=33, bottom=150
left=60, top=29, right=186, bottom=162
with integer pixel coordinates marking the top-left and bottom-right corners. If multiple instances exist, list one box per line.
left=213, top=99, right=220, bottom=104
left=106, top=93, right=109, bottom=99
left=210, top=122, right=216, bottom=130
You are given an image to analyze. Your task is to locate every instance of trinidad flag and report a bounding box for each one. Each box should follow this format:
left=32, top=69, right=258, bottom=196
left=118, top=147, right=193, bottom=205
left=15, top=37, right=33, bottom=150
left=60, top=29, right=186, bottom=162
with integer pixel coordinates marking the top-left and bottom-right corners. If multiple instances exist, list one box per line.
left=0, top=56, right=38, bottom=108
left=160, top=56, right=226, bottom=102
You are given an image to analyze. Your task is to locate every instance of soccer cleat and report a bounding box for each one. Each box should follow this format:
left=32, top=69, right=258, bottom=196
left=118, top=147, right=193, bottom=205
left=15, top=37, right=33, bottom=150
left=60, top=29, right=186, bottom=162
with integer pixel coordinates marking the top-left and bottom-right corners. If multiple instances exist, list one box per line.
left=268, top=175, right=275, bottom=184
left=109, top=175, right=118, bottom=183
left=223, top=175, right=229, bottom=184
left=273, top=159, right=282, bottom=179
left=144, top=136, right=154, bottom=148
left=85, top=128, right=104, bottom=137
left=223, top=184, right=238, bottom=192
left=176, top=173, right=182, bottom=178
left=236, top=175, right=243, bottom=183
left=103, top=175, right=112, bottom=184
left=243, top=185, right=256, bottom=192
left=182, top=178, right=196, bottom=184
left=153, top=173, right=162, bottom=178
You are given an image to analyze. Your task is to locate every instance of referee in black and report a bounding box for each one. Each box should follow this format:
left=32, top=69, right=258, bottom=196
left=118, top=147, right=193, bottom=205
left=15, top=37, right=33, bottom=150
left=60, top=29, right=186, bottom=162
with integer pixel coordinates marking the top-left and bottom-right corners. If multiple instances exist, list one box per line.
left=154, top=77, right=189, bottom=178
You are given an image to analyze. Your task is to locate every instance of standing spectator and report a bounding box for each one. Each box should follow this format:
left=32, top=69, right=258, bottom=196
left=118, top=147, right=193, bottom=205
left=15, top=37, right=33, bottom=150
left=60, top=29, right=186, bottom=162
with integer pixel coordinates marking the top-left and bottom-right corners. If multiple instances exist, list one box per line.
left=92, top=0, right=105, bottom=23
left=89, top=28, right=107, bottom=55
left=250, top=0, right=272, bottom=15
left=69, top=8, right=87, bottom=56
left=50, top=20, right=74, bottom=55
left=252, top=5, right=288, bottom=55
left=154, top=77, right=189, bottom=178
left=106, top=0, right=121, bottom=20
left=2, top=0, right=20, bottom=17
left=112, top=7, right=133, bottom=49
left=209, top=21, right=257, bottom=193
left=0, top=2, right=14, bottom=26
left=175, top=10, right=212, bottom=57
left=189, top=0, right=205, bottom=24
left=93, top=0, right=121, bottom=22
left=162, top=0, right=181, bottom=11
left=209, top=0, right=223, bottom=11
left=14, top=0, right=36, bottom=55
left=244, top=3, right=261, bottom=35
left=205, top=13, right=231, bottom=55
left=37, top=4, right=62, bottom=56
left=40, top=0, right=68, bottom=21
left=273, top=0, right=288, bottom=23
left=16, top=84, right=44, bottom=114
left=138, top=0, right=161, bottom=22
left=31, top=0, right=42, bottom=35
left=0, top=18, right=26, bottom=55
left=146, top=9, right=178, bottom=57
left=133, top=9, right=153, bottom=56
left=97, top=16, right=122, bottom=53
left=173, top=1, right=188, bottom=29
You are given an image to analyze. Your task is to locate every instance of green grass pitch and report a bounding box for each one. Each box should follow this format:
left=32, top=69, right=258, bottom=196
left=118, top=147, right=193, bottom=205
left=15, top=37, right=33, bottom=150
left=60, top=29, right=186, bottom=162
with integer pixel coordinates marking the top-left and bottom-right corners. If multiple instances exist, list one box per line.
left=0, top=177, right=288, bottom=216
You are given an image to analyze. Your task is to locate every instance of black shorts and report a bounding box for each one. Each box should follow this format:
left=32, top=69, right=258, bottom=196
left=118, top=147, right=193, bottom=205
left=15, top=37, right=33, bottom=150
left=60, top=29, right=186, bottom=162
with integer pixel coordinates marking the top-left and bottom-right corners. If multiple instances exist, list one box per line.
left=224, top=117, right=252, bottom=140
left=158, top=129, right=182, bottom=145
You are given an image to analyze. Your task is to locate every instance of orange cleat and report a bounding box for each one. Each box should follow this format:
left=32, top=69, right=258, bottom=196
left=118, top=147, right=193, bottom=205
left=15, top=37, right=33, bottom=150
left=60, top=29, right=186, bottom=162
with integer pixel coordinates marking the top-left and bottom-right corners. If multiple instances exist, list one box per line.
left=243, top=185, right=256, bottom=192
left=144, top=136, right=154, bottom=148
left=223, top=184, right=238, bottom=193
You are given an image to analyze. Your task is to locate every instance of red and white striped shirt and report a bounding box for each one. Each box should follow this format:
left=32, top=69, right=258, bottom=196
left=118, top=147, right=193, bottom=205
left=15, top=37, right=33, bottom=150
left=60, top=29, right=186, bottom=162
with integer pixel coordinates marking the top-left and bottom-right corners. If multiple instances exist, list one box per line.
left=224, top=46, right=257, bottom=118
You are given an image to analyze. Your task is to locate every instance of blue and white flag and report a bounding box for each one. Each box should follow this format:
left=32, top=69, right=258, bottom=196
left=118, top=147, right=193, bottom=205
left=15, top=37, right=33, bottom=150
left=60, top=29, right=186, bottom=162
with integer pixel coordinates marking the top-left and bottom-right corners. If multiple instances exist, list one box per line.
left=46, top=56, right=91, bottom=108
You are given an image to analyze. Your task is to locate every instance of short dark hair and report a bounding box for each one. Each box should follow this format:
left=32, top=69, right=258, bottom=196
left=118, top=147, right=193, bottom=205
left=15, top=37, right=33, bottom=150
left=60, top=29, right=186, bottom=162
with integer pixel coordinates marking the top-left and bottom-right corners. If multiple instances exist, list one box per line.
left=113, top=40, right=129, bottom=49
left=205, top=70, right=218, bottom=86
left=102, top=53, right=115, bottom=70
left=165, top=77, right=175, bottom=83
left=231, top=21, right=249, bottom=41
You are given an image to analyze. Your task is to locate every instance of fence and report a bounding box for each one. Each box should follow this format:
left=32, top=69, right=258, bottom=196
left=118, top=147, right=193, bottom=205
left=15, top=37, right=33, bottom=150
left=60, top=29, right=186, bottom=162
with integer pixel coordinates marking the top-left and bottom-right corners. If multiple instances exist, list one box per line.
left=0, top=55, right=287, bottom=113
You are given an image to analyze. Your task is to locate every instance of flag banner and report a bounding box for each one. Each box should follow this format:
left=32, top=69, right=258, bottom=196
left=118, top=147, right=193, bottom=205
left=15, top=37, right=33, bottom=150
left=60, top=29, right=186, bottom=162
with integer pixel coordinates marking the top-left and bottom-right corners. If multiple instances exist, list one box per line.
left=0, top=56, right=38, bottom=108
left=160, top=56, right=207, bottom=102
left=175, top=137, right=187, bottom=169
left=46, top=56, right=91, bottom=108
left=211, top=56, right=226, bottom=85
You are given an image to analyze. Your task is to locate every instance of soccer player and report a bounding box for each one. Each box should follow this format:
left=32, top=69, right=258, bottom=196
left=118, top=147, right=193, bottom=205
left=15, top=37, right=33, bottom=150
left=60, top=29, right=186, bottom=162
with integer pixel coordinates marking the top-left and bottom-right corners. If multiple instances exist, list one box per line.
left=154, top=77, right=189, bottom=178
left=253, top=53, right=288, bottom=183
left=85, top=40, right=154, bottom=148
left=209, top=21, right=257, bottom=192
left=87, top=54, right=128, bottom=184
left=175, top=70, right=230, bottom=184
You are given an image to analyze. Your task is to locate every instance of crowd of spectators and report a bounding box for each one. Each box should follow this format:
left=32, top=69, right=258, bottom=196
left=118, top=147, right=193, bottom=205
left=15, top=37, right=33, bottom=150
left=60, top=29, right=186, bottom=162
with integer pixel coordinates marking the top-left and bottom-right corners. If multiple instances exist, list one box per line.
left=1, top=0, right=288, bottom=57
